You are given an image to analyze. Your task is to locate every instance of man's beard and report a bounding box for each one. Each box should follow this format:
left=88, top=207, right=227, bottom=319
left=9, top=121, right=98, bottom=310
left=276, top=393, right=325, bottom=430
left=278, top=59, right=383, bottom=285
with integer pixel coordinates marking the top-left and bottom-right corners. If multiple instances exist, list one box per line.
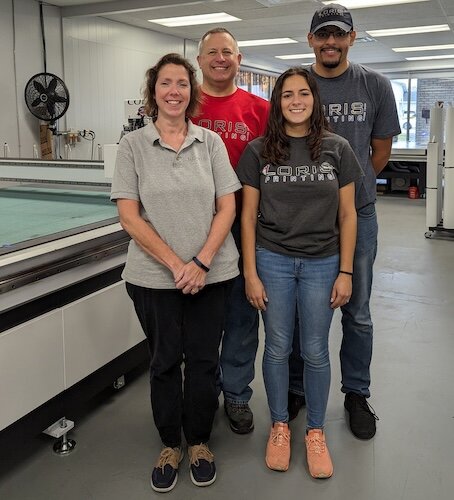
left=320, top=49, right=341, bottom=69
left=322, top=59, right=340, bottom=69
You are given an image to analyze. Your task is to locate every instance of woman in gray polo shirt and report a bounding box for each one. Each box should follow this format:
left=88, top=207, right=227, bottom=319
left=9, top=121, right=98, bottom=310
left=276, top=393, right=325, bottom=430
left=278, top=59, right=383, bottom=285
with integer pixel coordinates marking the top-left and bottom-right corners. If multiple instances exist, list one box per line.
left=111, top=53, right=240, bottom=492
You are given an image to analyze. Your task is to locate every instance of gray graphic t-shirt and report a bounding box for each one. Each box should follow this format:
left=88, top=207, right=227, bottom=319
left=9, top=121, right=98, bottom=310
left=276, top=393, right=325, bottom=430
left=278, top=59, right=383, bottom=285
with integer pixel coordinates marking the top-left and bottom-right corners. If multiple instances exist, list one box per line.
left=310, top=63, right=401, bottom=209
left=236, top=132, right=363, bottom=258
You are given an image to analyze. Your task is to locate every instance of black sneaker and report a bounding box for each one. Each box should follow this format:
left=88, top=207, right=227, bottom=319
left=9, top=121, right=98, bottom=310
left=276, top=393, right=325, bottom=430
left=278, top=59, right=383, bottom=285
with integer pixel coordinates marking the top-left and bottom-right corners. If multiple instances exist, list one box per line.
left=151, top=446, right=183, bottom=493
left=288, top=391, right=306, bottom=422
left=188, top=443, right=216, bottom=487
left=224, top=401, right=254, bottom=434
left=344, top=392, right=379, bottom=440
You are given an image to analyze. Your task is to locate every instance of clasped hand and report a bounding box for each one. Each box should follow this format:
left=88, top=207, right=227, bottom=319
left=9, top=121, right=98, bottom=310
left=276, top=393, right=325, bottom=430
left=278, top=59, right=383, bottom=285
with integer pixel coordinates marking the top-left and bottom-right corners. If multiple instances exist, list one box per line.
left=174, top=260, right=207, bottom=295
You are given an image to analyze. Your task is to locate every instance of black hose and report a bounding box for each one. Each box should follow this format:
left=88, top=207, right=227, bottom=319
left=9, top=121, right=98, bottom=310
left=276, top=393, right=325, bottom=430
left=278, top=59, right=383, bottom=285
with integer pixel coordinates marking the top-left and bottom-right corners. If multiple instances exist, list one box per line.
left=39, top=1, right=47, bottom=74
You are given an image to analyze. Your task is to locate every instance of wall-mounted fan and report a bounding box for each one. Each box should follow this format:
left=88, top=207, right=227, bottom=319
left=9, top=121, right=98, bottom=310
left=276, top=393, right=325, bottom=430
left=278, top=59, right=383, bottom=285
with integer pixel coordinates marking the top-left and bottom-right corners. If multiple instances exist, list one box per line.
left=24, top=73, right=70, bottom=129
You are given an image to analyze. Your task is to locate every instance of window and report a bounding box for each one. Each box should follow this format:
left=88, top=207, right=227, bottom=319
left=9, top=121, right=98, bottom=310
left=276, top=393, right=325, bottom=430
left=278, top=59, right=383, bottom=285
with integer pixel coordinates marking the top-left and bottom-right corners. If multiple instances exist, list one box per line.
left=237, top=70, right=277, bottom=100
left=391, top=76, right=454, bottom=148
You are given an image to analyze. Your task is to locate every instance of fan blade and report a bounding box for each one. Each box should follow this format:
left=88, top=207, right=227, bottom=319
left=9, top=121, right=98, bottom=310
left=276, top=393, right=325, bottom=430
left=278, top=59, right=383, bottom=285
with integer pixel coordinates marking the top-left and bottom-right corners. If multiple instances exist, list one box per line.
left=47, top=101, right=56, bottom=117
left=33, top=80, right=46, bottom=94
left=47, top=78, right=58, bottom=93
left=31, top=97, right=42, bottom=107
left=53, top=95, right=68, bottom=104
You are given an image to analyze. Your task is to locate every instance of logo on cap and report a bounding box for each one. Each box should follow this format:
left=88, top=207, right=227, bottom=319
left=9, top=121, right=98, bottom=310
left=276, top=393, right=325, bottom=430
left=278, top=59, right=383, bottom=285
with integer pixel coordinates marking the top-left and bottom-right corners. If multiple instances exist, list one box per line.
left=310, top=3, right=353, bottom=34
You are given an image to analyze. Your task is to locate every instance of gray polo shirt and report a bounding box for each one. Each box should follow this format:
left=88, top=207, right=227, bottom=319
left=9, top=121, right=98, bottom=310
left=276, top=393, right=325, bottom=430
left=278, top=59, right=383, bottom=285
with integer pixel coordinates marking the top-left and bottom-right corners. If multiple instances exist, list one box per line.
left=111, top=120, right=241, bottom=289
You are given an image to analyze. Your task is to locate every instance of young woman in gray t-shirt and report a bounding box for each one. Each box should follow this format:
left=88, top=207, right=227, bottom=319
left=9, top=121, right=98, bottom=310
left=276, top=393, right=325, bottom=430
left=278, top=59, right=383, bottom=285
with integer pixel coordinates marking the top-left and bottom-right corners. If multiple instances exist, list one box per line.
left=237, top=67, right=363, bottom=479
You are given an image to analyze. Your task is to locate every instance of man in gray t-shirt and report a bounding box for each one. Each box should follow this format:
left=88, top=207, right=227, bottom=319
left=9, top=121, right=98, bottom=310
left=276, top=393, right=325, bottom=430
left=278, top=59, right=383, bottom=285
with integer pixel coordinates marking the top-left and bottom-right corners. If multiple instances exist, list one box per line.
left=288, top=3, right=401, bottom=440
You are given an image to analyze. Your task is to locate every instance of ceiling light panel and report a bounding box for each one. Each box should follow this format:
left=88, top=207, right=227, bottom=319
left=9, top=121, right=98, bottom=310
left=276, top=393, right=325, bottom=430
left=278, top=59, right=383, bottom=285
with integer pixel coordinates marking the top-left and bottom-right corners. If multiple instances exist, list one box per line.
left=367, top=25, right=449, bottom=37
left=238, top=38, right=297, bottom=47
left=276, top=54, right=315, bottom=60
left=256, top=0, right=305, bottom=5
left=323, top=0, right=428, bottom=8
left=148, top=13, right=240, bottom=27
left=406, top=54, right=454, bottom=61
left=393, top=44, right=454, bottom=53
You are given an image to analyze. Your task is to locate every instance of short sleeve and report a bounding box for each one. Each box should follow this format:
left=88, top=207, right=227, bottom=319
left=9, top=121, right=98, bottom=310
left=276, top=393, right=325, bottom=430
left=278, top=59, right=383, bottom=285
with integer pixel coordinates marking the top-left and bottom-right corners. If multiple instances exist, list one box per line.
left=110, top=136, right=140, bottom=202
left=210, top=134, right=242, bottom=198
left=338, top=141, right=364, bottom=188
left=236, top=143, right=262, bottom=189
left=371, top=75, right=401, bottom=140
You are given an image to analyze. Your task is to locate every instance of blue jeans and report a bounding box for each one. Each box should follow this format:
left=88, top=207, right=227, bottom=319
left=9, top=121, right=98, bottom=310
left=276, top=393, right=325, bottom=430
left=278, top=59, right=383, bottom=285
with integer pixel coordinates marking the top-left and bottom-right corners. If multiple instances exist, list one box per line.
left=220, top=219, right=259, bottom=404
left=288, top=203, right=378, bottom=398
left=340, top=202, right=378, bottom=397
left=257, top=246, right=339, bottom=429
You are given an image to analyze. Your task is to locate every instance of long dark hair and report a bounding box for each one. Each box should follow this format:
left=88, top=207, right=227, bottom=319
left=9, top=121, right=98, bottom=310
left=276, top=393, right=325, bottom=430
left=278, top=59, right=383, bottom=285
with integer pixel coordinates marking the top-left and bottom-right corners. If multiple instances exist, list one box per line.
left=143, top=53, right=201, bottom=118
left=262, top=67, right=329, bottom=163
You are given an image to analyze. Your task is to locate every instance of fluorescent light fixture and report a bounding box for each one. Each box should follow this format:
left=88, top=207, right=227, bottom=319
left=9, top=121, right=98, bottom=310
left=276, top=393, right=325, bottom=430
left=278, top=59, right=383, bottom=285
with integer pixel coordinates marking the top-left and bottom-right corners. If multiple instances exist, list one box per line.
left=367, top=25, right=449, bottom=37
left=148, top=13, right=240, bottom=27
left=393, top=44, right=454, bottom=53
left=276, top=53, right=315, bottom=60
left=238, top=38, right=297, bottom=47
left=323, top=0, right=428, bottom=8
left=406, top=54, right=454, bottom=61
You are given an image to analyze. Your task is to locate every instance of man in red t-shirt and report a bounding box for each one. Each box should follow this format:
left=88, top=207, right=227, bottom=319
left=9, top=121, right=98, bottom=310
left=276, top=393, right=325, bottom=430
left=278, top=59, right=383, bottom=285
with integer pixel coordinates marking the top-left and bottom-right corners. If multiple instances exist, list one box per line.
left=192, top=28, right=269, bottom=435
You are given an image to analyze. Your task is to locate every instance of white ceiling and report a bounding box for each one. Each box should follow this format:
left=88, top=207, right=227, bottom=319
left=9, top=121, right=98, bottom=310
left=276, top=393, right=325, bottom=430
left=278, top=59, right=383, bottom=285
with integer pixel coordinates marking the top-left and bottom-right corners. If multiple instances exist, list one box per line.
left=51, top=0, right=454, bottom=76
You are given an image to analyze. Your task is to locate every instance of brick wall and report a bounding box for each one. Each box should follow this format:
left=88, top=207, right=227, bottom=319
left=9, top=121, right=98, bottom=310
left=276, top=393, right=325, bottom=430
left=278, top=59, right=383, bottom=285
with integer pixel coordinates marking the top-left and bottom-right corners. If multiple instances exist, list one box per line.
left=416, top=79, right=454, bottom=145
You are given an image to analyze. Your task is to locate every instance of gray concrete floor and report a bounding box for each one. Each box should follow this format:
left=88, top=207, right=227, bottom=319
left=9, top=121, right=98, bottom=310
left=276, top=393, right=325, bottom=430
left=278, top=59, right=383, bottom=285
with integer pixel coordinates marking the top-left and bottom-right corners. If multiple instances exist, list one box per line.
left=1, top=196, right=454, bottom=500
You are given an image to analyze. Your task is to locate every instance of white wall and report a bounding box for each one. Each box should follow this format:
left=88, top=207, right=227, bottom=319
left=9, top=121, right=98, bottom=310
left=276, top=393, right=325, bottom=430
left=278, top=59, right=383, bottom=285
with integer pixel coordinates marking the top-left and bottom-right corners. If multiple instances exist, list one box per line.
left=63, top=17, right=199, bottom=160
left=1, top=2, right=199, bottom=160
left=0, top=0, right=64, bottom=158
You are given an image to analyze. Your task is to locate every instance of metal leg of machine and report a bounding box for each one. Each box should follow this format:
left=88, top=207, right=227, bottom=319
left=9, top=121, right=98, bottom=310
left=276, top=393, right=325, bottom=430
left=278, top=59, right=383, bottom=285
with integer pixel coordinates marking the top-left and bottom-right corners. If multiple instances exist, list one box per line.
left=43, top=417, right=76, bottom=455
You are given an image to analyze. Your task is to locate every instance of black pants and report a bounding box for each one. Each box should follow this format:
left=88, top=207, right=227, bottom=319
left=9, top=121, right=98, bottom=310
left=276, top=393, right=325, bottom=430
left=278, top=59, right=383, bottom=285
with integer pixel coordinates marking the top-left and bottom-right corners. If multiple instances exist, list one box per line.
left=126, top=281, right=231, bottom=447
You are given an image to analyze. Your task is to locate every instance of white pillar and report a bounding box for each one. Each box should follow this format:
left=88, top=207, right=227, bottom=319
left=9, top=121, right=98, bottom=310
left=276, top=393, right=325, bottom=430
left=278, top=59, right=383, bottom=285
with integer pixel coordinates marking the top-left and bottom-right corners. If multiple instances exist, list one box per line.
left=429, top=102, right=444, bottom=225
left=426, top=141, right=439, bottom=229
left=443, top=105, right=454, bottom=228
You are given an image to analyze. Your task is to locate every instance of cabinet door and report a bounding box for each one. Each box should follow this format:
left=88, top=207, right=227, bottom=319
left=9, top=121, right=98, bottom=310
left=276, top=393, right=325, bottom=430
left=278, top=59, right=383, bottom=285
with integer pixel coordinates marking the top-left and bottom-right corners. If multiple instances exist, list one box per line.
left=63, top=281, right=144, bottom=388
left=0, top=311, right=65, bottom=431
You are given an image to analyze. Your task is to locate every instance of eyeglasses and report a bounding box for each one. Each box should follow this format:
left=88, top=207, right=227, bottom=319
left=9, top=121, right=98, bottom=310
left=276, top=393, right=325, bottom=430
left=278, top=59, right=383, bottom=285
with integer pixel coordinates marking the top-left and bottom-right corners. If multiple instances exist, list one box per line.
left=313, top=30, right=351, bottom=41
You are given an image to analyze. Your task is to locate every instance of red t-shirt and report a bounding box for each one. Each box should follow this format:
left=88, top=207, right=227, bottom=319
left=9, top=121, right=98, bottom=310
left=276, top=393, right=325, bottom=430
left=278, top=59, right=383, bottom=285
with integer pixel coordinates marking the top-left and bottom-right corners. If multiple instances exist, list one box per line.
left=192, top=88, right=270, bottom=169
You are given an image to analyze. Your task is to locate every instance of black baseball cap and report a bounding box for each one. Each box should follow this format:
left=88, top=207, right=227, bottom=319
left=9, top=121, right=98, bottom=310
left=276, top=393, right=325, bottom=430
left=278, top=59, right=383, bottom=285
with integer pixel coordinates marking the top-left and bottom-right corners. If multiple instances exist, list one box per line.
left=310, top=4, right=354, bottom=34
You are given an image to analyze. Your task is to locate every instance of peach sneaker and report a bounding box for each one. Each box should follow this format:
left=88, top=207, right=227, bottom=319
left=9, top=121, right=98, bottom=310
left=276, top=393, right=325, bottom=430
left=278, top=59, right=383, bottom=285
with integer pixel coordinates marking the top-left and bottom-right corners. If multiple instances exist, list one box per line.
left=305, top=429, right=333, bottom=479
left=265, top=422, right=291, bottom=471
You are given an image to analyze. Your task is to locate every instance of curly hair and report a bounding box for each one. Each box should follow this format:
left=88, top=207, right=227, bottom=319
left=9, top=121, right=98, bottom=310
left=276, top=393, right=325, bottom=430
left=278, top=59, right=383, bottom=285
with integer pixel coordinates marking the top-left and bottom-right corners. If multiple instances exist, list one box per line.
left=143, top=53, right=202, bottom=118
left=262, top=67, right=329, bottom=164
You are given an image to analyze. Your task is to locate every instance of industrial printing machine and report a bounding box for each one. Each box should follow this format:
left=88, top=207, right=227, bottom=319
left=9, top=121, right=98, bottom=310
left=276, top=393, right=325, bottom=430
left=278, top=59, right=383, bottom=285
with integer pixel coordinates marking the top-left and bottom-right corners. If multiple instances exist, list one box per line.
left=0, top=157, right=147, bottom=452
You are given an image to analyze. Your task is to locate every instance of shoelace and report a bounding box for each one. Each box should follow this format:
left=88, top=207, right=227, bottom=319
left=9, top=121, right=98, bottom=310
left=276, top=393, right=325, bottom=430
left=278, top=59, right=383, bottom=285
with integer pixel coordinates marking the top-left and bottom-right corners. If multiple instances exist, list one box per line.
left=353, top=396, right=380, bottom=421
left=156, top=447, right=181, bottom=471
left=271, top=427, right=290, bottom=447
left=230, top=404, right=249, bottom=415
left=306, top=433, right=326, bottom=455
left=189, top=444, right=214, bottom=466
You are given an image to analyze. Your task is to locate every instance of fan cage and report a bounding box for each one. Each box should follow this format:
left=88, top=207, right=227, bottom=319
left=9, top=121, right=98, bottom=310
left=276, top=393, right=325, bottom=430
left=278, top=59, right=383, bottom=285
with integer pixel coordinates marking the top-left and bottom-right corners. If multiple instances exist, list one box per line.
left=24, top=73, right=70, bottom=122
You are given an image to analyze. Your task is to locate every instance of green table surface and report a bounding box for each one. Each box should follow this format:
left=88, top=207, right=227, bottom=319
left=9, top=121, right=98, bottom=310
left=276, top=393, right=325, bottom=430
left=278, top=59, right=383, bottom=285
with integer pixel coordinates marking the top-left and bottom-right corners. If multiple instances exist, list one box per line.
left=0, top=186, right=118, bottom=248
